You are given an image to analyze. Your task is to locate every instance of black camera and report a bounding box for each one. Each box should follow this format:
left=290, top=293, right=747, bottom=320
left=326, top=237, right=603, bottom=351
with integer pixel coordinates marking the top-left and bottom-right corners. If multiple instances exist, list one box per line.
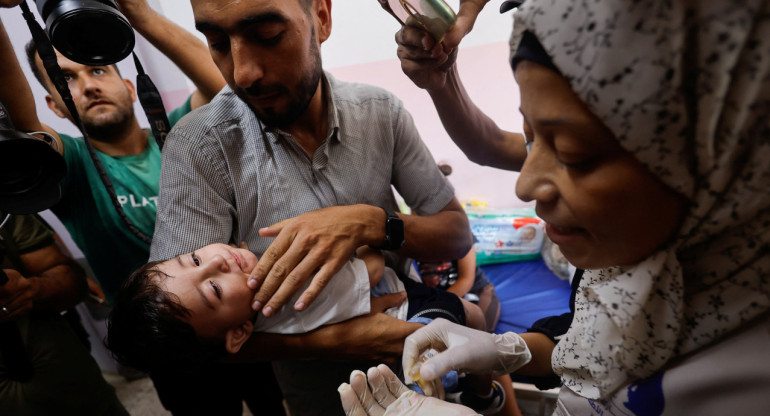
left=34, top=0, right=135, bottom=65
left=0, top=103, right=65, bottom=215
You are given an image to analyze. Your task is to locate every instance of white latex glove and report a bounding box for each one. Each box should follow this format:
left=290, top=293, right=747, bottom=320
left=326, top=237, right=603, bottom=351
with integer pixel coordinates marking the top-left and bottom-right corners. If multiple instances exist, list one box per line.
left=402, top=318, right=532, bottom=383
left=338, top=364, right=477, bottom=416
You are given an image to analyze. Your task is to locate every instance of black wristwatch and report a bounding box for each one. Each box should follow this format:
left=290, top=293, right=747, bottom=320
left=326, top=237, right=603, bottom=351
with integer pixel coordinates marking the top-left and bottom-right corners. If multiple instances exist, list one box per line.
left=373, top=207, right=404, bottom=250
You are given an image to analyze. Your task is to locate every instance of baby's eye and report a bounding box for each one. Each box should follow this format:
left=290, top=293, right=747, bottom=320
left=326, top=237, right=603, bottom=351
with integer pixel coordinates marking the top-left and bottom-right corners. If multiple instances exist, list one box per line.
left=191, top=252, right=200, bottom=266
left=209, top=280, right=221, bottom=299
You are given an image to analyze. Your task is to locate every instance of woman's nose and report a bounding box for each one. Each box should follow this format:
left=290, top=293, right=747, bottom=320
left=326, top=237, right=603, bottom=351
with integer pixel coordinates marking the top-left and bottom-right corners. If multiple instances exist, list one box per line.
left=515, top=141, right=559, bottom=204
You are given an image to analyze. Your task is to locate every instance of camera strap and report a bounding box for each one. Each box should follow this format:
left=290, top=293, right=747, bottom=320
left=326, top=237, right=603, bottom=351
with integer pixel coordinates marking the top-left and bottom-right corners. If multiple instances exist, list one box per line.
left=132, top=52, right=169, bottom=150
left=20, top=2, right=152, bottom=244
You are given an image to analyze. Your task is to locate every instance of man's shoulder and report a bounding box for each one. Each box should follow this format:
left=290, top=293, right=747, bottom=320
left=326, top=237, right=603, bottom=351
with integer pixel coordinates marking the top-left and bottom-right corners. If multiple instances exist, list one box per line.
left=170, top=86, right=247, bottom=138
left=328, top=73, right=402, bottom=108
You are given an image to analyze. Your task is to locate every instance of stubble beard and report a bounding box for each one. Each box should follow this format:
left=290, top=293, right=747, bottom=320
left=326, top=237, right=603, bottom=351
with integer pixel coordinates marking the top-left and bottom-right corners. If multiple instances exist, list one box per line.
left=237, top=32, right=323, bottom=129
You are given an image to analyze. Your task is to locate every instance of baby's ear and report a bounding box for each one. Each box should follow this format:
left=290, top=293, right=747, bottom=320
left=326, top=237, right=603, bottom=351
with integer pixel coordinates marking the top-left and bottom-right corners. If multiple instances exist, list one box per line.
left=224, top=320, right=254, bottom=354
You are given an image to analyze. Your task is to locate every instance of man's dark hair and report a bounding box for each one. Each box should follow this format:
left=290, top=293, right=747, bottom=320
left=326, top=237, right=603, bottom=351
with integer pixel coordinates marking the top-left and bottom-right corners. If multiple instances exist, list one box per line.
left=24, top=38, right=122, bottom=93
left=105, top=260, right=226, bottom=374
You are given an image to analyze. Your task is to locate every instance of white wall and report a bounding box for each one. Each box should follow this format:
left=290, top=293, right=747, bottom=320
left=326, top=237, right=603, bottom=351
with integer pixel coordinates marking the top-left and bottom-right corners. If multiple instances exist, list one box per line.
left=1, top=0, right=528, bottom=209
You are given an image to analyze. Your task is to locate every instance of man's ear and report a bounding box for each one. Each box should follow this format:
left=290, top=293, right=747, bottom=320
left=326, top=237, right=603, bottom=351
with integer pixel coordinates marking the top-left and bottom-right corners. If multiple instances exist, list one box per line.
left=45, top=95, right=69, bottom=119
left=314, top=0, right=332, bottom=44
left=123, top=78, right=137, bottom=103
left=224, top=320, right=254, bottom=355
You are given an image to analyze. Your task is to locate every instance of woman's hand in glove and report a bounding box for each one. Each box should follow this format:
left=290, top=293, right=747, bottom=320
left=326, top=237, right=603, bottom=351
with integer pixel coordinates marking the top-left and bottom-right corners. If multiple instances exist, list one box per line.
left=338, top=364, right=477, bottom=416
left=402, top=318, right=532, bottom=383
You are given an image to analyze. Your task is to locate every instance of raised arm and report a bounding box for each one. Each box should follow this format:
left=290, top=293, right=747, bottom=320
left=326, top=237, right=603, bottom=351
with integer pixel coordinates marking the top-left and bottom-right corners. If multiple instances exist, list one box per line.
left=0, top=14, right=60, bottom=148
left=116, top=0, right=225, bottom=109
left=395, top=25, right=526, bottom=171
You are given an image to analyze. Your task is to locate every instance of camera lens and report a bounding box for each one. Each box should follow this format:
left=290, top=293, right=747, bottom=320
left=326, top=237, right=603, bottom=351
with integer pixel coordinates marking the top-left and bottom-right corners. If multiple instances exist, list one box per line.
left=35, top=0, right=135, bottom=65
left=0, top=131, right=66, bottom=214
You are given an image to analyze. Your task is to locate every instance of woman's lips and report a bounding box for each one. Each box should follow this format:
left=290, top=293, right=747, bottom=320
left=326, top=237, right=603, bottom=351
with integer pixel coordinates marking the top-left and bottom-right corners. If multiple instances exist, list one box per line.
left=544, top=222, right=585, bottom=246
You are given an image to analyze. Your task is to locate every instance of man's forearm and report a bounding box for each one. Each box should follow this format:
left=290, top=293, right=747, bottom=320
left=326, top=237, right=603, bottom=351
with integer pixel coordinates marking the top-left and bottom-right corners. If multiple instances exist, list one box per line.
left=401, top=198, right=473, bottom=262
left=428, top=65, right=526, bottom=171
left=230, top=314, right=423, bottom=366
left=22, top=245, right=89, bottom=312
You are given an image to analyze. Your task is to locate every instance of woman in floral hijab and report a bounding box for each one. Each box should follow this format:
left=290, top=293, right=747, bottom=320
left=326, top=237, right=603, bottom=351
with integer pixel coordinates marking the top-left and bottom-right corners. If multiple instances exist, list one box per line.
left=340, top=1, right=769, bottom=414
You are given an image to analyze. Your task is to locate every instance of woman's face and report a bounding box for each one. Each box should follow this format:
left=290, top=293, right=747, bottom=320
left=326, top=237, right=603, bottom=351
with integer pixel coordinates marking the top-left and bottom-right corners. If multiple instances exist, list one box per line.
left=514, top=61, right=688, bottom=269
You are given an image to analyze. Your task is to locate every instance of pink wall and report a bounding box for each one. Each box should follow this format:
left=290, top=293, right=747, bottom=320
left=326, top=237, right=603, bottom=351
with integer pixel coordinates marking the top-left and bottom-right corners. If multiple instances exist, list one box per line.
left=329, top=41, right=530, bottom=209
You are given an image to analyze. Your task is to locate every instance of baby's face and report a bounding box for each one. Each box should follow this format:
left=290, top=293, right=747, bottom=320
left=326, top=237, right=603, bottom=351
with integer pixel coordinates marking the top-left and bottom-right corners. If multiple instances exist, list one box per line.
left=157, top=243, right=258, bottom=339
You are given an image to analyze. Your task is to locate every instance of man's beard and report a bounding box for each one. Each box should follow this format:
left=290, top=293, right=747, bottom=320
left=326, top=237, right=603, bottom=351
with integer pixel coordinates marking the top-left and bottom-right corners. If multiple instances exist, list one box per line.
left=236, top=34, right=323, bottom=129
left=82, top=105, right=135, bottom=141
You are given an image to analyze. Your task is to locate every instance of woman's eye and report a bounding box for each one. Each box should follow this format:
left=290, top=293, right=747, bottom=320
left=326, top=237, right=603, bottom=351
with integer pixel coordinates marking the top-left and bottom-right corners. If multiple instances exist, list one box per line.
left=191, top=252, right=200, bottom=266
left=209, top=280, right=221, bottom=299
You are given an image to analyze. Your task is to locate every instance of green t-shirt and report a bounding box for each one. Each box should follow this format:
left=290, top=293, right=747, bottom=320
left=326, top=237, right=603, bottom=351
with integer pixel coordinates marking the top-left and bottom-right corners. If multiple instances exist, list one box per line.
left=52, top=98, right=192, bottom=303
left=0, top=212, right=54, bottom=271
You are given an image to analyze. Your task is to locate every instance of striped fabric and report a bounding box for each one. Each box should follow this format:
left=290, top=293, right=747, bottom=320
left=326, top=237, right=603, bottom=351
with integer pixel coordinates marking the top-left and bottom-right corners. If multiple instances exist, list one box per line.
left=150, top=72, right=455, bottom=261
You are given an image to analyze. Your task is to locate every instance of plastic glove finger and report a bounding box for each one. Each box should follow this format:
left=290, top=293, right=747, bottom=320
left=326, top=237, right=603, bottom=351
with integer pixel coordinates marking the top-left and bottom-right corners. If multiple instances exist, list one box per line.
left=419, top=343, right=478, bottom=381
left=349, top=370, right=386, bottom=416
left=365, top=366, right=397, bottom=408
left=376, top=364, right=412, bottom=400
left=338, top=383, right=368, bottom=416
left=401, top=321, right=450, bottom=382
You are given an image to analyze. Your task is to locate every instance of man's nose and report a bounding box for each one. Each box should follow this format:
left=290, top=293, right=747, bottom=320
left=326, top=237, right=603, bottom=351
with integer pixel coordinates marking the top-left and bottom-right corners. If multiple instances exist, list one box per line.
left=80, top=74, right=101, bottom=96
left=231, top=41, right=265, bottom=90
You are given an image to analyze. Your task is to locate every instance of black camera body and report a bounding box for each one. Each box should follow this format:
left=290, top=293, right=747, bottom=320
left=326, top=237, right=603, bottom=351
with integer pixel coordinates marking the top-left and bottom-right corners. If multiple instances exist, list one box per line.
left=34, top=0, right=135, bottom=65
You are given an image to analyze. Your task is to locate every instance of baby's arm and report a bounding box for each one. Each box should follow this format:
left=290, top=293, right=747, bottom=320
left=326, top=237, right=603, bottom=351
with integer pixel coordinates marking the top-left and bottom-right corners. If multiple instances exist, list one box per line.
left=355, top=246, right=385, bottom=288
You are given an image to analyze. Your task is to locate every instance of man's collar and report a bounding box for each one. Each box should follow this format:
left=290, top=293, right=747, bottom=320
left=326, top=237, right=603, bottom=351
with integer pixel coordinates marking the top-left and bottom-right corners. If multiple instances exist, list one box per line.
left=321, top=71, right=341, bottom=143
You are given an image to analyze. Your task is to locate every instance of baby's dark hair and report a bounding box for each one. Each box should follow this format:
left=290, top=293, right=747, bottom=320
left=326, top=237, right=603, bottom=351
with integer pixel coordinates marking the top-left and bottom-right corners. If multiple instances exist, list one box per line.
left=105, top=260, right=226, bottom=374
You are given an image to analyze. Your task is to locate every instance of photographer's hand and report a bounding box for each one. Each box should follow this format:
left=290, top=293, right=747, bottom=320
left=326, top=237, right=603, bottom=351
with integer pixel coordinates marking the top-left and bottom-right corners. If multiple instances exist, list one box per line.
left=0, top=269, right=38, bottom=323
left=0, top=0, right=22, bottom=8
left=115, top=0, right=152, bottom=21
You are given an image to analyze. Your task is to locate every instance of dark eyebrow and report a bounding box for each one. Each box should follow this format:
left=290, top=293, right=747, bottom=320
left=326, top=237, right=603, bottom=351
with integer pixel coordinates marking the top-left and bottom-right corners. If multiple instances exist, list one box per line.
left=518, top=107, right=578, bottom=127
left=195, top=12, right=287, bottom=33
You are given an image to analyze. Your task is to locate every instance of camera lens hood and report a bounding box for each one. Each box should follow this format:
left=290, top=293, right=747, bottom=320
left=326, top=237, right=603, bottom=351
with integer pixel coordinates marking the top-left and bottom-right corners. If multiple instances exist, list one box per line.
left=38, top=0, right=135, bottom=65
left=0, top=129, right=66, bottom=214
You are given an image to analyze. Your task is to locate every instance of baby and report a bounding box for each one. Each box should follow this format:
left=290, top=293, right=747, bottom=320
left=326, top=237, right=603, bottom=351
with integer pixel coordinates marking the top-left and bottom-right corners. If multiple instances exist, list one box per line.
left=106, top=243, right=503, bottom=412
left=107, top=243, right=482, bottom=365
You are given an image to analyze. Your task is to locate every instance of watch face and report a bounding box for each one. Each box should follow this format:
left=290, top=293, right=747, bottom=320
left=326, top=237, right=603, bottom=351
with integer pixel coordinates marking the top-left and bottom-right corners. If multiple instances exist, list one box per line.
left=385, top=209, right=405, bottom=250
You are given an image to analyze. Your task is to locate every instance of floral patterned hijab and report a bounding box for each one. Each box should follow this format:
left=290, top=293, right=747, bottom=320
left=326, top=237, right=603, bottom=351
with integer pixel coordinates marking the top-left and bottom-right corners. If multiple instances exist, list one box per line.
left=511, top=0, right=770, bottom=399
